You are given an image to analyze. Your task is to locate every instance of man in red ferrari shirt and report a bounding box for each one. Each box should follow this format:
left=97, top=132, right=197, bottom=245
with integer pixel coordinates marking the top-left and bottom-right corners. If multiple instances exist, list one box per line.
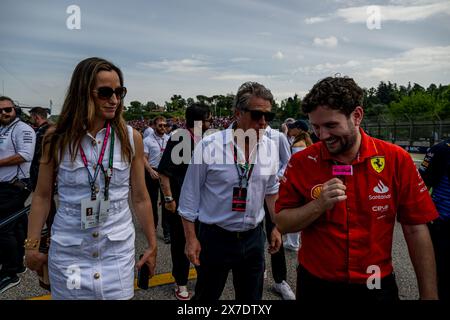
left=275, top=76, right=439, bottom=301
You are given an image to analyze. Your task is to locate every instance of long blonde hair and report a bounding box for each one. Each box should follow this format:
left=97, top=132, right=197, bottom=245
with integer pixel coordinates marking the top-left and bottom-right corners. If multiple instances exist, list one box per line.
left=45, top=57, right=132, bottom=166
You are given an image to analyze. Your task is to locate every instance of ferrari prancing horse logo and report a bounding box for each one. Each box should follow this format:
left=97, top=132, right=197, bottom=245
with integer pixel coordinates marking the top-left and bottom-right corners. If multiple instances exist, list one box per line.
left=371, top=156, right=385, bottom=173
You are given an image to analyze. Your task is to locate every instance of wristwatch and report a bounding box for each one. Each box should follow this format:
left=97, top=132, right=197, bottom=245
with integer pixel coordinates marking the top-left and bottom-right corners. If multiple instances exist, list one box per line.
left=164, top=196, right=174, bottom=203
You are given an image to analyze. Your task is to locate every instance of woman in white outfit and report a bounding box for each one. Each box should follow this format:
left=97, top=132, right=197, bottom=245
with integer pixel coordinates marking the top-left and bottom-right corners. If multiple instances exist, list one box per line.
left=25, top=57, right=157, bottom=299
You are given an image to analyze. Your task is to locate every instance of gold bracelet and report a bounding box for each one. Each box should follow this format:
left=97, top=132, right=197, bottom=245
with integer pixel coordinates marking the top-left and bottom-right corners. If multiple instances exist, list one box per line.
left=24, top=238, right=40, bottom=250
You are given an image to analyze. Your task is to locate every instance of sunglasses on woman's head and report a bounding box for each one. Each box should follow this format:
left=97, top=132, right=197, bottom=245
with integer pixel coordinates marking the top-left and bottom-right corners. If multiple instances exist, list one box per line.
left=242, top=108, right=275, bottom=122
left=93, top=87, right=127, bottom=100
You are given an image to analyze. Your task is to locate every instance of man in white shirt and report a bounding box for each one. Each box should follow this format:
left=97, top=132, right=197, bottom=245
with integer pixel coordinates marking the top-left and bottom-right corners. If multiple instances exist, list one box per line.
left=143, top=116, right=171, bottom=243
left=0, top=96, right=36, bottom=294
left=178, top=82, right=281, bottom=301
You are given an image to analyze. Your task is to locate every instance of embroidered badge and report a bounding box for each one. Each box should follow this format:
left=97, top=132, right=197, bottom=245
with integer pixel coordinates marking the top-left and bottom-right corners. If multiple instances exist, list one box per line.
left=370, top=156, right=385, bottom=173
left=311, top=184, right=323, bottom=200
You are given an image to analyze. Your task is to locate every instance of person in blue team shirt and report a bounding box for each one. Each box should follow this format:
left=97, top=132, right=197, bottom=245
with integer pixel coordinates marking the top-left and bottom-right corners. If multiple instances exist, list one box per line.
left=419, top=138, right=450, bottom=301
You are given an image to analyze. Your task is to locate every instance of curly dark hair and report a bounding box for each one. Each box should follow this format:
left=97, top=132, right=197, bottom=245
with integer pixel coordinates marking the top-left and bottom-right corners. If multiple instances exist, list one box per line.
left=302, top=76, right=364, bottom=116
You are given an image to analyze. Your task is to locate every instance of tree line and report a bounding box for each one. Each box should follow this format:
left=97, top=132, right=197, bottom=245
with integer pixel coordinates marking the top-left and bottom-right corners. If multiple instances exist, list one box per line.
left=123, top=81, right=450, bottom=123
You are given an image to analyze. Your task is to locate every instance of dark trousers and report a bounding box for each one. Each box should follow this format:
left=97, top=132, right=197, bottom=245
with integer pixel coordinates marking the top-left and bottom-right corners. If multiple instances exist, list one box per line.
left=264, top=201, right=287, bottom=284
left=0, top=182, right=30, bottom=277
left=428, top=219, right=450, bottom=301
left=167, top=212, right=190, bottom=286
left=193, top=222, right=265, bottom=301
left=145, top=171, right=170, bottom=237
left=296, top=265, right=400, bottom=302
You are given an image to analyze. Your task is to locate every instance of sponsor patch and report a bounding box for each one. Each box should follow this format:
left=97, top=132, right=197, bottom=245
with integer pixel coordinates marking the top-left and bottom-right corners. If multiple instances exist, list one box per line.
left=370, top=156, right=385, bottom=173
left=373, top=180, right=389, bottom=194
left=420, top=160, right=429, bottom=168
left=369, top=194, right=391, bottom=200
left=372, top=205, right=389, bottom=213
left=311, top=184, right=323, bottom=200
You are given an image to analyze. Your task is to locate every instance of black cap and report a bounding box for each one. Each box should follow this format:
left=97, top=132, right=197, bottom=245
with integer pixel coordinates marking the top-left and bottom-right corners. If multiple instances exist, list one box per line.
left=287, top=120, right=309, bottom=131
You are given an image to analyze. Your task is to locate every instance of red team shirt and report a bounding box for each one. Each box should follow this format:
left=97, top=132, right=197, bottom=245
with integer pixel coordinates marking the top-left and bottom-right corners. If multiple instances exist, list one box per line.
left=275, top=129, right=438, bottom=283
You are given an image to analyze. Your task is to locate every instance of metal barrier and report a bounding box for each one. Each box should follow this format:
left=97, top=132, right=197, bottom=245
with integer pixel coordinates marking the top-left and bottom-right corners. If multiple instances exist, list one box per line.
left=362, top=117, right=450, bottom=148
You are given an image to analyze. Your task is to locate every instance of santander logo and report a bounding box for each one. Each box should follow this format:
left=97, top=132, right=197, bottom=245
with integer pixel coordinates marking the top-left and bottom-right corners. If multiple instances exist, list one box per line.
left=373, top=180, right=389, bottom=194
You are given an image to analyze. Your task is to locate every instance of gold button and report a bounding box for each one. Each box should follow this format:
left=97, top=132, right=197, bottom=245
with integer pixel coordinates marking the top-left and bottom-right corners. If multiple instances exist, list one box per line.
left=93, top=164, right=97, bottom=170
left=98, top=140, right=101, bottom=144
left=92, top=232, right=99, bottom=238
left=92, top=252, right=99, bottom=258
left=94, top=272, right=100, bottom=279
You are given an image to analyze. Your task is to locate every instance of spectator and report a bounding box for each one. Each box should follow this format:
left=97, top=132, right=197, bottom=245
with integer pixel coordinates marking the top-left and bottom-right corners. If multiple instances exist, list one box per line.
left=0, top=96, right=36, bottom=294
left=419, top=139, right=450, bottom=300
left=178, top=82, right=281, bottom=301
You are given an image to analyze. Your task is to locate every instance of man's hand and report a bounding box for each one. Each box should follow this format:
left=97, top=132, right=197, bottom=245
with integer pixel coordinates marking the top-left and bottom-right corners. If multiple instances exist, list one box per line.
left=269, top=227, right=282, bottom=254
left=185, top=237, right=201, bottom=266
left=316, top=178, right=347, bottom=211
left=149, top=168, right=159, bottom=180
left=164, top=200, right=177, bottom=213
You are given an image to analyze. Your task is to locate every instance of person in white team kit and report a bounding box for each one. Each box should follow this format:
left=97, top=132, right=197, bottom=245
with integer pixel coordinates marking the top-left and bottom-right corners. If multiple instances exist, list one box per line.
left=0, top=96, right=36, bottom=294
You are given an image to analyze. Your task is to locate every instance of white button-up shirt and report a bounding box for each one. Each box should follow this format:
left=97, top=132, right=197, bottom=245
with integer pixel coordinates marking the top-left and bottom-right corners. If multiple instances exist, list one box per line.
left=178, top=128, right=279, bottom=232
left=57, top=126, right=134, bottom=204
left=143, top=133, right=169, bottom=168
left=265, top=125, right=291, bottom=178
left=0, top=119, right=36, bottom=181
left=143, top=126, right=154, bottom=139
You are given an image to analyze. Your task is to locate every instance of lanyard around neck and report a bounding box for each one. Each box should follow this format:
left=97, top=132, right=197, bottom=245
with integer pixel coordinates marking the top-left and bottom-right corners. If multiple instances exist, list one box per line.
left=79, top=122, right=113, bottom=200
left=153, top=133, right=165, bottom=151
left=100, top=126, right=115, bottom=201
left=232, top=143, right=255, bottom=188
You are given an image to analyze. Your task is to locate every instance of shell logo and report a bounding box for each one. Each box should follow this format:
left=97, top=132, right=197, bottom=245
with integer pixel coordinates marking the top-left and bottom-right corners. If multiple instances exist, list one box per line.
left=311, top=184, right=323, bottom=200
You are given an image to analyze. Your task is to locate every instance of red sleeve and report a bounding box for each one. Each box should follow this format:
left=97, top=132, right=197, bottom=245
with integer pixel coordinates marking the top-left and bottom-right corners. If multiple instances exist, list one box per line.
left=275, top=156, right=305, bottom=214
left=396, top=149, right=439, bottom=224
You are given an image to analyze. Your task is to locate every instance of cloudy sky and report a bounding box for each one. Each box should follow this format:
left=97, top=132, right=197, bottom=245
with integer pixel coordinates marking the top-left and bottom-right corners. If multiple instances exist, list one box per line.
left=1, top=0, right=449, bottom=115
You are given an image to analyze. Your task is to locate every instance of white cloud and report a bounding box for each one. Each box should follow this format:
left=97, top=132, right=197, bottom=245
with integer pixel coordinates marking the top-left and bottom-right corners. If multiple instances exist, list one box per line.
left=295, top=60, right=361, bottom=75
left=365, top=67, right=394, bottom=79
left=305, top=16, right=328, bottom=24
left=273, top=51, right=284, bottom=60
left=313, top=36, right=338, bottom=48
left=365, top=45, right=450, bottom=80
left=389, top=0, right=445, bottom=5
left=230, top=57, right=252, bottom=62
left=139, top=58, right=211, bottom=73
left=337, top=3, right=450, bottom=23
